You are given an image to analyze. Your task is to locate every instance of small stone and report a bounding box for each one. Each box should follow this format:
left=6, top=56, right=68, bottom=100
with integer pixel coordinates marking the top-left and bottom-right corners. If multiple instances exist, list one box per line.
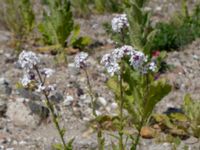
left=95, top=110, right=102, bottom=116
left=0, top=78, right=12, bottom=96
left=97, top=97, right=107, bottom=106
left=0, top=49, right=3, bottom=55
left=27, top=101, right=49, bottom=119
left=17, top=89, right=41, bottom=101
left=12, top=140, right=18, bottom=145
left=140, top=126, right=156, bottom=139
left=192, top=54, right=199, bottom=60
left=50, top=92, right=64, bottom=103
left=63, top=95, right=74, bottom=106
left=80, top=94, right=87, bottom=100
left=68, top=63, right=80, bottom=75
left=0, top=98, right=7, bottom=116
left=19, top=140, right=26, bottom=145
left=105, top=106, right=111, bottom=112
left=111, top=102, right=118, bottom=110
left=6, top=148, right=14, bottom=150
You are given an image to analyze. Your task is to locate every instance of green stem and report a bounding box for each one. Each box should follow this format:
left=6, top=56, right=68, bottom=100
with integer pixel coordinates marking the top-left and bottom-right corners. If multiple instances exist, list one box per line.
left=84, top=68, right=104, bottom=150
left=119, top=66, right=124, bottom=150
left=97, top=129, right=104, bottom=150
left=35, top=66, right=67, bottom=149
left=132, top=75, right=150, bottom=150
left=84, top=69, right=97, bottom=117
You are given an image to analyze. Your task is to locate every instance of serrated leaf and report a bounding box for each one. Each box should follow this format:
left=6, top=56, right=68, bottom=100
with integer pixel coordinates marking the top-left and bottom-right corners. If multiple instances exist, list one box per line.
left=144, top=79, right=171, bottom=119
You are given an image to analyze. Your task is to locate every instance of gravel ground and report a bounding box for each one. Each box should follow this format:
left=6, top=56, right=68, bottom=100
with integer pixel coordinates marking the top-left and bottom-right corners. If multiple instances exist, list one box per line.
left=0, top=1, right=200, bottom=150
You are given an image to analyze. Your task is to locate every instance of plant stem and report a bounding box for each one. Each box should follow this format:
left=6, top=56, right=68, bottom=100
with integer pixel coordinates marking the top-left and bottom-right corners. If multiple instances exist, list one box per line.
left=132, top=118, right=144, bottom=150
left=118, top=28, right=126, bottom=150
left=83, top=69, right=97, bottom=117
left=35, top=66, right=67, bottom=149
left=84, top=68, right=104, bottom=150
left=119, top=66, right=124, bottom=150
left=132, top=75, right=150, bottom=150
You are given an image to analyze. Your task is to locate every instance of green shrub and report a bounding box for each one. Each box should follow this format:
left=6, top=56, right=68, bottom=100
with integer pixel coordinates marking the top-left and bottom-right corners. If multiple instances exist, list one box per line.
left=39, top=0, right=91, bottom=63
left=39, top=0, right=74, bottom=47
left=70, top=0, right=91, bottom=17
left=0, top=0, right=35, bottom=51
left=183, top=94, right=200, bottom=138
left=151, top=3, right=200, bottom=51
left=94, top=0, right=123, bottom=13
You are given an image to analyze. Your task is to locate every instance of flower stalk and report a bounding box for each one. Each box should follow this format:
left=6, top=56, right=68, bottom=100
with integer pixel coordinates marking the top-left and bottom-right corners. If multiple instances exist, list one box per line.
left=35, top=66, right=67, bottom=149
left=74, top=52, right=104, bottom=150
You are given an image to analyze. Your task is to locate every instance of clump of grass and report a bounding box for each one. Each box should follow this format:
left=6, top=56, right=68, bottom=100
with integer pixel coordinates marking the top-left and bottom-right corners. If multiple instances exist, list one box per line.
left=0, top=0, right=35, bottom=52
left=151, top=3, right=200, bottom=51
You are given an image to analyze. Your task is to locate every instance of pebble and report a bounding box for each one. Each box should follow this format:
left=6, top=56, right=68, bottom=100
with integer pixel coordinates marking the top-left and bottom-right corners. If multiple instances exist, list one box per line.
left=63, top=95, right=74, bottom=106
left=0, top=98, right=7, bottom=116
left=0, top=78, right=12, bottom=96
left=97, top=97, right=107, bottom=106
left=110, top=102, right=118, bottom=110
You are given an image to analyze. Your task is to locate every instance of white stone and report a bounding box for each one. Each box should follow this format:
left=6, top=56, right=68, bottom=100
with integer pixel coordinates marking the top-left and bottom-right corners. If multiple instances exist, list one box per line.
left=111, top=102, right=118, bottom=110
left=97, top=97, right=107, bottom=106
left=63, top=95, right=74, bottom=106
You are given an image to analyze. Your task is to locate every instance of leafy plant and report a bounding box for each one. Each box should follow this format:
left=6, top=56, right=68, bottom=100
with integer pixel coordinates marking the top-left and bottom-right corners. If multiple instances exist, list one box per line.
left=70, top=0, right=91, bottom=18
left=183, top=94, right=200, bottom=138
left=18, top=51, right=74, bottom=150
left=39, top=0, right=91, bottom=63
left=0, top=0, right=35, bottom=51
left=151, top=2, right=200, bottom=51
left=39, top=0, right=74, bottom=47
left=126, top=0, right=156, bottom=54
left=94, top=0, right=123, bottom=13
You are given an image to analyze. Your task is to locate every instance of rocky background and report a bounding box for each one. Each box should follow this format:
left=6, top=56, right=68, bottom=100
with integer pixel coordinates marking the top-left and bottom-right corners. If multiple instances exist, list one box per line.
left=0, top=0, right=200, bottom=150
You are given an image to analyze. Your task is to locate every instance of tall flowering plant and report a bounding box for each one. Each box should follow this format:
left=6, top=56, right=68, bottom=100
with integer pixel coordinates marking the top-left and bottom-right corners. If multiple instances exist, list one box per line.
left=18, top=51, right=73, bottom=150
left=101, top=14, right=171, bottom=150
left=74, top=52, right=104, bottom=150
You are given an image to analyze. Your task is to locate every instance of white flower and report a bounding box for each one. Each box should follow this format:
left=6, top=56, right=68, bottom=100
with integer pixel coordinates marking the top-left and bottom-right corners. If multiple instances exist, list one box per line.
left=112, top=48, right=124, bottom=59
left=112, top=45, right=135, bottom=60
left=106, top=62, right=120, bottom=76
left=41, top=68, right=55, bottom=78
left=101, top=53, right=116, bottom=66
left=47, top=84, right=56, bottom=92
left=149, top=62, right=157, bottom=72
left=36, top=84, right=46, bottom=92
left=120, top=45, right=134, bottom=56
left=111, top=14, right=129, bottom=32
left=101, top=53, right=120, bottom=76
left=18, top=51, right=40, bottom=72
left=129, top=51, right=147, bottom=70
left=21, top=74, right=31, bottom=86
left=74, top=52, right=88, bottom=69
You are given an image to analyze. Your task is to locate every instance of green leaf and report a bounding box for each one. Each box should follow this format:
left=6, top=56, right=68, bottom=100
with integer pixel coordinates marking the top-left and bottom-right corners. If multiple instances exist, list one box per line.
left=52, top=143, right=63, bottom=150
left=66, top=138, right=74, bottom=150
left=107, top=77, right=120, bottom=98
left=144, top=79, right=171, bottom=119
left=152, top=114, right=175, bottom=129
left=170, top=113, right=188, bottom=122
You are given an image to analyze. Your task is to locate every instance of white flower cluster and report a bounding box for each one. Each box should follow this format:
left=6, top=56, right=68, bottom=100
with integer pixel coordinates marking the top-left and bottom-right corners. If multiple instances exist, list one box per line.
left=18, top=51, right=55, bottom=93
left=36, top=84, right=56, bottom=93
left=41, top=68, right=55, bottom=78
left=18, top=50, right=40, bottom=72
left=74, top=52, right=88, bottom=69
left=148, top=62, right=157, bottom=72
left=101, top=53, right=120, bottom=76
left=101, top=45, right=157, bottom=76
left=129, top=50, right=147, bottom=70
left=111, top=14, right=129, bottom=32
